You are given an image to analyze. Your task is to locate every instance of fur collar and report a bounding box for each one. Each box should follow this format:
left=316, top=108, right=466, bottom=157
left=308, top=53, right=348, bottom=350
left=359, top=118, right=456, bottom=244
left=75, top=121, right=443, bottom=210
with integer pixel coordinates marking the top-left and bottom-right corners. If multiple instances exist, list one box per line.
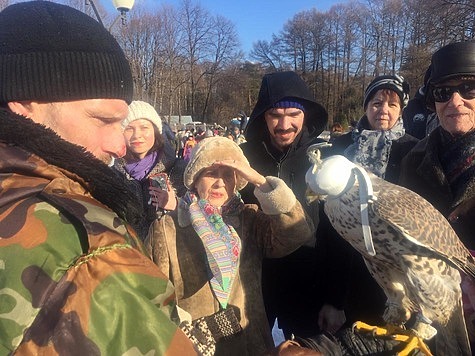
left=0, top=108, right=144, bottom=228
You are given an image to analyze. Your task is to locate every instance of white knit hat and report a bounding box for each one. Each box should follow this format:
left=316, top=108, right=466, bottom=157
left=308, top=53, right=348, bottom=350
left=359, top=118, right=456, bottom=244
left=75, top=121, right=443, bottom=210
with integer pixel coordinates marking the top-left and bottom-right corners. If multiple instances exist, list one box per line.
left=122, top=100, right=162, bottom=133
left=184, top=136, right=250, bottom=190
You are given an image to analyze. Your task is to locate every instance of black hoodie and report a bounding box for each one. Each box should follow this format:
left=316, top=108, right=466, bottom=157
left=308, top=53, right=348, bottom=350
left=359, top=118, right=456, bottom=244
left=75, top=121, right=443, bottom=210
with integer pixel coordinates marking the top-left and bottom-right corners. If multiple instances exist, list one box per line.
left=241, top=71, right=328, bottom=207
left=245, top=71, right=327, bottom=143
left=240, top=72, right=347, bottom=338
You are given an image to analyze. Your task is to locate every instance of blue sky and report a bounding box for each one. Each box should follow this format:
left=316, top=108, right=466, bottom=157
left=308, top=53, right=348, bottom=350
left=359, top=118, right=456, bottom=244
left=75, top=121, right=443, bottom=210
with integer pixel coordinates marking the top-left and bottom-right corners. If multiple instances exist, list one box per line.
left=105, top=0, right=345, bottom=55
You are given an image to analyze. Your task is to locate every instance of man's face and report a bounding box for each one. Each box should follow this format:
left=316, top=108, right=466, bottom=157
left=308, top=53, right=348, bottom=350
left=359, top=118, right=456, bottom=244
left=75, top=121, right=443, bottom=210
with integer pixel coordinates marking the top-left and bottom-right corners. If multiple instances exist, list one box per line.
left=264, top=107, right=304, bottom=151
left=434, top=79, right=475, bottom=137
left=25, top=99, right=129, bottom=164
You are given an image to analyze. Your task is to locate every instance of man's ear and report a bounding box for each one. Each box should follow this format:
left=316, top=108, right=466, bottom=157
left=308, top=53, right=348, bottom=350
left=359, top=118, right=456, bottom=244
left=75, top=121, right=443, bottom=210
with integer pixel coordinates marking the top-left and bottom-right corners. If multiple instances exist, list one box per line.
left=7, top=101, right=34, bottom=118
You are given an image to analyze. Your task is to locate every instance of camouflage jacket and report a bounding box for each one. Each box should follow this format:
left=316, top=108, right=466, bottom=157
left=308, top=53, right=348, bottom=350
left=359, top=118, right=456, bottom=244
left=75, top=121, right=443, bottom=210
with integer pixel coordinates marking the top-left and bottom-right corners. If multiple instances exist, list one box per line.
left=0, top=109, right=197, bottom=355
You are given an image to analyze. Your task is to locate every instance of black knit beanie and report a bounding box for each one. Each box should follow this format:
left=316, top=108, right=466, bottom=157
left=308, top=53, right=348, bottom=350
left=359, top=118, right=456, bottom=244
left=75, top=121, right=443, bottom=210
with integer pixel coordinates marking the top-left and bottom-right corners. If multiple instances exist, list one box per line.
left=363, top=75, right=409, bottom=110
left=0, top=1, right=133, bottom=104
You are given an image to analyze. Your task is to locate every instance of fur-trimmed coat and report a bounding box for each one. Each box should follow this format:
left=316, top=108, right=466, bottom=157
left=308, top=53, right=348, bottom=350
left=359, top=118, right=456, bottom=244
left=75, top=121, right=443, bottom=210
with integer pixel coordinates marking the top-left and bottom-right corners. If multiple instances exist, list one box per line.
left=0, top=109, right=196, bottom=355
left=144, top=177, right=315, bottom=356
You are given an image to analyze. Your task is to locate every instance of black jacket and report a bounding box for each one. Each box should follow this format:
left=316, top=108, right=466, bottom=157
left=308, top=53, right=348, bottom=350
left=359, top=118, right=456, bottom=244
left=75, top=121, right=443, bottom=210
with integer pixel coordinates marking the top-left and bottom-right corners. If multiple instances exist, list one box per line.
left=402, top=89, right=433, bottom=140
left=400, top=126, right=475, bottom=250
left=242, top=71, right=328, bottom=211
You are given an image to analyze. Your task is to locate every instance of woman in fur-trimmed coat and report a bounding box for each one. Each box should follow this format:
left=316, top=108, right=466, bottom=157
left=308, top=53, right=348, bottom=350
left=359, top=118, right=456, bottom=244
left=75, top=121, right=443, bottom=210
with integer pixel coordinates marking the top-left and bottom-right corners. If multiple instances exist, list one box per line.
left=144, top=137, right=315, bottom=356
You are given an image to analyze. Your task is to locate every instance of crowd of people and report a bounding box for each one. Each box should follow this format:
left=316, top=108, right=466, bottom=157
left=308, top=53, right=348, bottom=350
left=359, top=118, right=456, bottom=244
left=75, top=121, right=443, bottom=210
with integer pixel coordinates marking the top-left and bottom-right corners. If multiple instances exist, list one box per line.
left=2, top=1, right=475, bottom=355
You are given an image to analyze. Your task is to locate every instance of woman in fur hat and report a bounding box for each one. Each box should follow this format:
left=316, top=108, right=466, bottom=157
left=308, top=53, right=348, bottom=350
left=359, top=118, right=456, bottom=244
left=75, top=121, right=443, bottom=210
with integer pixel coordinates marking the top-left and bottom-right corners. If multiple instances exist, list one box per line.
left=114, top=100, right=186, bottom=239
left=144, top=136, right=315, bottom=356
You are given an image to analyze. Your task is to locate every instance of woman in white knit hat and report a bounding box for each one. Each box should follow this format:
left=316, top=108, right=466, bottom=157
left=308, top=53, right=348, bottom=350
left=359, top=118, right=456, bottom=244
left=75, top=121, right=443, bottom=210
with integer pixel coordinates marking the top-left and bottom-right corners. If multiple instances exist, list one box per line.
left=144, top=136, right=315, bottom=356
left=114, top=100, right=187, bottom=239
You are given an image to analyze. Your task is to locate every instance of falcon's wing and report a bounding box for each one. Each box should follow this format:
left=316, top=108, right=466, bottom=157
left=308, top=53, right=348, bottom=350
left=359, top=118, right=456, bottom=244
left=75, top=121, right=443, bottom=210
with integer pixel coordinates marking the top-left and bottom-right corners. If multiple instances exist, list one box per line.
left=371, top=178, right=475, bottom=278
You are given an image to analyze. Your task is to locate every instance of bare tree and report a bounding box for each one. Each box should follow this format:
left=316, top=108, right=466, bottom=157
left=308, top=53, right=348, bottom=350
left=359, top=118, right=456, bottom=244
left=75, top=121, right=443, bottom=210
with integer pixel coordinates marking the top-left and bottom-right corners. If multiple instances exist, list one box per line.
left=52, top=0, right=475, bottom=127
left=177, top=0, right=213, bottom=119
left=200, top=14, right=241, bottom=121
left=250, top=38, right=287, bottom=70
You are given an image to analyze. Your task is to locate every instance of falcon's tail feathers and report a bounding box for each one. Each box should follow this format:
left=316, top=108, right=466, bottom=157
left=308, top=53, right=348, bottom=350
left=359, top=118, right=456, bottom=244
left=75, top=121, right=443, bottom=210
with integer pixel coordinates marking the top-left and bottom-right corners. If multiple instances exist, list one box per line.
left=433, top=299, right=471, bottom=356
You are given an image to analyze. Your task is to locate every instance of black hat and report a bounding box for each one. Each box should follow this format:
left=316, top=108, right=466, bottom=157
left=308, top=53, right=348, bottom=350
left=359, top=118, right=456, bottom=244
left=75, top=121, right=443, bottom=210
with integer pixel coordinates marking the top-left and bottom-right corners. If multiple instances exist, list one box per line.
left=363, top=75, right=410, bottom=109
left=425, top=41, right=475, bottom=110
left=0, top=1, right=133, bottom=104
left=429, top=41, right=475, bottom=84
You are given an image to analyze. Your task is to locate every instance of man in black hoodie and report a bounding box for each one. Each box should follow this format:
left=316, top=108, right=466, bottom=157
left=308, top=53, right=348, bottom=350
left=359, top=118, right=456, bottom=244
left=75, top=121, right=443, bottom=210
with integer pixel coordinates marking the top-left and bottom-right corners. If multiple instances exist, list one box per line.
left=240, top=71, right=347, bottom=340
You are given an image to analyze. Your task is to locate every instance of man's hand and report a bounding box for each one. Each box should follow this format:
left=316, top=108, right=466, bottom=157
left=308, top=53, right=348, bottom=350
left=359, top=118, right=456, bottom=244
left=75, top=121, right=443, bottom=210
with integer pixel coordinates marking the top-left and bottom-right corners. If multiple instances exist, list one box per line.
left=317, top=304, right=346, bottom=334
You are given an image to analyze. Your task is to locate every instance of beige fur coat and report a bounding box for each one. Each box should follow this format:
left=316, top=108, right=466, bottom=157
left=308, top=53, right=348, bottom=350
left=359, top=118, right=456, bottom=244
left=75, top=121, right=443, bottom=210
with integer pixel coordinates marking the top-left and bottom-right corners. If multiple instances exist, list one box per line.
left=144, top=176, right=315, bottom=356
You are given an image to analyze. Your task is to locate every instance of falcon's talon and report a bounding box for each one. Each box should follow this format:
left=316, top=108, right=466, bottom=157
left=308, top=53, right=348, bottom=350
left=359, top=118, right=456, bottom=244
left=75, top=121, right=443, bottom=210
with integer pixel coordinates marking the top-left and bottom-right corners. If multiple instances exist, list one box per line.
left=352, top=321, right=432, bottom=356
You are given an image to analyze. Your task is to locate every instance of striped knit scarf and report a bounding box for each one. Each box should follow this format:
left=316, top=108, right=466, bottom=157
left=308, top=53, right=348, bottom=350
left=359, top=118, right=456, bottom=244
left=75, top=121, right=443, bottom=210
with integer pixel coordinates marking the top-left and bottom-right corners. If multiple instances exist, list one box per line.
left=184, top=191, right=243, bottom=309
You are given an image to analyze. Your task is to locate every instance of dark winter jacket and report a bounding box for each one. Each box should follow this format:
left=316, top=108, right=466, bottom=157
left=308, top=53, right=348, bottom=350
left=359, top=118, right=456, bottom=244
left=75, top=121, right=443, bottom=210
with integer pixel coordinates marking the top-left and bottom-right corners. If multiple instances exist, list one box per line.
left=240, top=71, right=348, bottom=337
left=242, top=70, right=328, bottom=224
left=400, top=126, right=475, bottom=250
left=402, top=89, right=433, bottom=139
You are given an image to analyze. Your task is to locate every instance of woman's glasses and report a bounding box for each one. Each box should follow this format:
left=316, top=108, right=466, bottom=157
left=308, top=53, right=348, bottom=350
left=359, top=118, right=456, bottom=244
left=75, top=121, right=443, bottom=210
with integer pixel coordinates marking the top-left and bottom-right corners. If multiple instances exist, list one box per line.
left=432, top=82, right=475, bottom=102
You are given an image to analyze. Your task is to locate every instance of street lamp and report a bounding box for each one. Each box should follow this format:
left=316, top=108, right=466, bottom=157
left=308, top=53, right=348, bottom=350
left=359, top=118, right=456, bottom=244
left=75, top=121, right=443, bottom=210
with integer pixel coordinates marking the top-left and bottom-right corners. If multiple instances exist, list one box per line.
left=85, top=0, right=135, bottom=27
left=111, top=0, right=135, bottom=25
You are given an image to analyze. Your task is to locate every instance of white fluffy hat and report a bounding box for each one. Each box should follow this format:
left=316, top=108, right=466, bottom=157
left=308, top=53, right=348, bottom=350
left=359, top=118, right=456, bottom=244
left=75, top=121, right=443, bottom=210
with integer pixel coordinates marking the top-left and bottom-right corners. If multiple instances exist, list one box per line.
left=122, top=100, right=162, bottom=133
left=184, top=136, right=250, bottom=190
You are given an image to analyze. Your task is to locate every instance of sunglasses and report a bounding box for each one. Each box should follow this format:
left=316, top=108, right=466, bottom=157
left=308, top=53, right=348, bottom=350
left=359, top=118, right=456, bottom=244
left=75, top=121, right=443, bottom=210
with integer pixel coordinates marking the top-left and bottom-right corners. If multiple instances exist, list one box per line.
left=432, top=82, right=475, bottom=102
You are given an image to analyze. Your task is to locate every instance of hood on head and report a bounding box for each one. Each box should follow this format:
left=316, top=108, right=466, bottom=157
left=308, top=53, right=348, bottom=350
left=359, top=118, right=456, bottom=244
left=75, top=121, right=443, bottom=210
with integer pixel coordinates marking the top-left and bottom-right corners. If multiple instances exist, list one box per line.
left=245, top=71, right=328, bottom=142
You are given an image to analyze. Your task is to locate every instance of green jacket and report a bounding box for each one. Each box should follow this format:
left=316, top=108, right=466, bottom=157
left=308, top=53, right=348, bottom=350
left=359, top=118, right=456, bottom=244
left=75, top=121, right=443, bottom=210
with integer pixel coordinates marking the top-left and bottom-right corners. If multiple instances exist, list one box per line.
left=0, top=110, right=197, bottom=355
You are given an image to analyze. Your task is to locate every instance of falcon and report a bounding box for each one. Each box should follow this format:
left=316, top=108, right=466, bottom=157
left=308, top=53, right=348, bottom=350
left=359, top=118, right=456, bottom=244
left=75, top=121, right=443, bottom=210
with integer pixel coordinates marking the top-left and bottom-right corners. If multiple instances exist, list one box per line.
left=305, top=147, right=475, bottom=356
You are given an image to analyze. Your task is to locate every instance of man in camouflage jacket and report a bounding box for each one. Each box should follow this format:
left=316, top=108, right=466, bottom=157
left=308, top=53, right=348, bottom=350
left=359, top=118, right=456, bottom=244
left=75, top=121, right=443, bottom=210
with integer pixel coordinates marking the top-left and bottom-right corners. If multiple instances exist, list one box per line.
left=0, top=2, right=198, bottom=355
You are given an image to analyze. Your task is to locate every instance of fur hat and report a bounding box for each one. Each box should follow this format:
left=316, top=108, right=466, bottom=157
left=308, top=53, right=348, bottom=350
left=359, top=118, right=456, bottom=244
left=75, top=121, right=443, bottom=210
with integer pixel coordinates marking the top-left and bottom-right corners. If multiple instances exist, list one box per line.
left=0, top=1, right=133, bottom=104
left=184, top=136, right=249, bottom=190
left=122, top=101, right=162, bottom=133
left=363, top=75, right=410, bottom=110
